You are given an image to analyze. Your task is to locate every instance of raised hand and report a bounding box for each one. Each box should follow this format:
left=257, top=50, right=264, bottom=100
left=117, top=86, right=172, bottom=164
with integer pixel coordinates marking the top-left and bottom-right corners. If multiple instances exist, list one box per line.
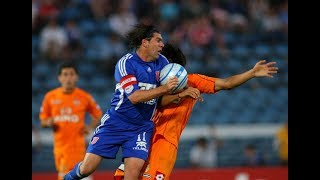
left=253, top=60, right=279, bottom=78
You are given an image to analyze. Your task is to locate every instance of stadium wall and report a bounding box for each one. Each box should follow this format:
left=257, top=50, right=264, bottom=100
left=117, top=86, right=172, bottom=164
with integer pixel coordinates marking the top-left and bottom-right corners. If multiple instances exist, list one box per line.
left=32, top=167, right=288, bottom=180
left=33, top=123, right=282, bottom=145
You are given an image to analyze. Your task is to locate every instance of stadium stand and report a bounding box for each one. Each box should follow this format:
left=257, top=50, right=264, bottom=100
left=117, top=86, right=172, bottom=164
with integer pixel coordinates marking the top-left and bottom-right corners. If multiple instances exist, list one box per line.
left=32, top=0, right=287, bottom=171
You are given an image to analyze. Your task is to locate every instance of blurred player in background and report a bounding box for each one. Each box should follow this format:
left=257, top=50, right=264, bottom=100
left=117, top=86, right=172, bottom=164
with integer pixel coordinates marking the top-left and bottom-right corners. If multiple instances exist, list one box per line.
left=114, top=43, right=278, bottom=179
left=39, top=61, right=103, bottom=180
left=64, top=24, right=179, bottom=180
left=274, top=120, right=288, bottom=166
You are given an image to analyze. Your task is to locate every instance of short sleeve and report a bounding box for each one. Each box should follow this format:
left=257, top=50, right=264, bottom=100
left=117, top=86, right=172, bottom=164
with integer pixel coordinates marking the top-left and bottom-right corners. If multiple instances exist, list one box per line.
left=114, top=53, right=140, bottom=96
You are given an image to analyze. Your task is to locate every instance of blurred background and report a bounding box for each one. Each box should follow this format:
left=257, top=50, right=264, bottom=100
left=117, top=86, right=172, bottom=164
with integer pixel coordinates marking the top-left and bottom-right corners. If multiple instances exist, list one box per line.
left=32, top=0, right=288, bottom=179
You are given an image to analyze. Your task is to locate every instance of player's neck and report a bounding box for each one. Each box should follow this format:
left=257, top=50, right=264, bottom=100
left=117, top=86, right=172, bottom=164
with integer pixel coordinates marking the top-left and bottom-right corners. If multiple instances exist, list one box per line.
left=136, top=48, right=152, bottom=62
left=62, top=87, right=75, bottom=94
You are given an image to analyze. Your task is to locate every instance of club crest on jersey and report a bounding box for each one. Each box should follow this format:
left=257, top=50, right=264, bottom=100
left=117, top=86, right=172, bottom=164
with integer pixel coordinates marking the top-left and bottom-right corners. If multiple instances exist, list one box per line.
left=91, top=137, right=99, bottom=144
left=155, top=71, right=160, bottom=82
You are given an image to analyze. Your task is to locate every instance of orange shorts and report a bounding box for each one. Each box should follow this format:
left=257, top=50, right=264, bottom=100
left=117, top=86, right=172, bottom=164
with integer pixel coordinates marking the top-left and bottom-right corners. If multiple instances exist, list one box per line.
left=141, top=135, right=177, bottom=180
left=54, top=148, right=86, bottom=174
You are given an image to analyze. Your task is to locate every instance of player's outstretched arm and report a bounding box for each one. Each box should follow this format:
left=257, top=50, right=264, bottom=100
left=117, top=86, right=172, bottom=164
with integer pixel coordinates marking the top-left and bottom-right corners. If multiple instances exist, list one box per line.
left=84, top=115, right=101, bottom=135
left=214, top=60, right=278, bottom=91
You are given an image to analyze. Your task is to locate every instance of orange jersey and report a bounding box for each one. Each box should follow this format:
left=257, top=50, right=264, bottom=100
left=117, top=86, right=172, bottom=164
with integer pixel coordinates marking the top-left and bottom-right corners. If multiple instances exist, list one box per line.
left=276, top=126, right=288, bottom=161
left=113, top=74, right=218, bottom=180
left=152, top=74, right=217, bottom=147
left=39, top=87, right=102, bottom=153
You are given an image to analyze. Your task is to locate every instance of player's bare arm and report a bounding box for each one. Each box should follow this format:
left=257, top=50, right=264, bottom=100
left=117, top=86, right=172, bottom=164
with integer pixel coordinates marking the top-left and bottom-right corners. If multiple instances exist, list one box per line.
left=128, top=77, right=179, bottom=104
left=160, top=86, right=203, bottom=107
left=214, top=60, right=278, bottom=91
left=83, top=116, right=101, bottom=135
left=40, top=117, right=54, bottom=128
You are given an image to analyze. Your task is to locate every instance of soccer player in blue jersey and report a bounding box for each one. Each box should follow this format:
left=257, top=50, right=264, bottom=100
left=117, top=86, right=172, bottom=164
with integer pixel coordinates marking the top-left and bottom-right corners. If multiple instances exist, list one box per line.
left=64, top=24, right=179, bottom=180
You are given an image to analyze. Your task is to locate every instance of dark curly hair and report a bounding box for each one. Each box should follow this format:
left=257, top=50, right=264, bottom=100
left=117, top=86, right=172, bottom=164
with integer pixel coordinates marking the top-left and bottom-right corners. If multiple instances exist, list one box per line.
left=126, top=23, right=160, bottom=50
left=161, top=43, right=187, bottom=67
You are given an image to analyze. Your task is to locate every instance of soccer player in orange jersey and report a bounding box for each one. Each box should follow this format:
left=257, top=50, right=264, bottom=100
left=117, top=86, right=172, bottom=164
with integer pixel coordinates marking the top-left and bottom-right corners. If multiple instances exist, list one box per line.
left=39, top=62, right=103, bottom=180
left=114, top=43, right=278, bottom=180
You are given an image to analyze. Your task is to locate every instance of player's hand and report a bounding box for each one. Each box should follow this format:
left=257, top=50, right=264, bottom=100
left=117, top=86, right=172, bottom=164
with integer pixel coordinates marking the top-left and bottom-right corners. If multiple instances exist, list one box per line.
left=52, top=124, right=59, bottom=132
left=46, top=118, right=54, bottom=127
left=178, top=87, right=203, bottom=102
left=253, top=60, right=278, bottom=78
left=43, top=118, right=59, bottom=131
left=165, top=76, right=179, bottom=93
left=82, top=126, right=93, bottom=135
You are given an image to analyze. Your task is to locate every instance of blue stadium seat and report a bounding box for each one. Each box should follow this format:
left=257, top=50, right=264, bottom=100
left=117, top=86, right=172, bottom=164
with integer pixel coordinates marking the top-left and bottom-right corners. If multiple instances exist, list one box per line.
left=254, top=44, right=272, bottom=57
left=274, top=44, right=288, bottom=58
left=97, top=19, right=112, bottom=34
left=233, top=45, right=250, bottom=58
left=79, top=19, right=97, bottom=37
left=78, top=62, right=96, bottom=76
left=58, top=6, right=80, bottom=22
left=33, top=62, right=51, bottom=77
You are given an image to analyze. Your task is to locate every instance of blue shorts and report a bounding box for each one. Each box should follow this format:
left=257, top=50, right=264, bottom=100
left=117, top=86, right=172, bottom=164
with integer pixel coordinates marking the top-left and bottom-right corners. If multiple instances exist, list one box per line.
left=86, top=117, right=154, bottom=161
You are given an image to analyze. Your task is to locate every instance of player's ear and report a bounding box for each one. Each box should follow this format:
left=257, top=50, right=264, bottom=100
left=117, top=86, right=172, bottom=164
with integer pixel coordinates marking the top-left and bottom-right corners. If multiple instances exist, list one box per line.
left=75, top=74, right=79, bottom=82
left=57, top=74, right=62, bottom=83
left=142, top=38, right=151, bottom=47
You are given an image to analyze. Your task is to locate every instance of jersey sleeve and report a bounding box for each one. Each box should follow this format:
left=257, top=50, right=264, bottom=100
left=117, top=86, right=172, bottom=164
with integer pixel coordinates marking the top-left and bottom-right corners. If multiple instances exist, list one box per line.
left=86, top=93, right=103, bottom=119
left=39, top=93, right=52, bottom=121
left=114, top=54, right=140, bottom=96
left=188, top=74, right=218, bottom=94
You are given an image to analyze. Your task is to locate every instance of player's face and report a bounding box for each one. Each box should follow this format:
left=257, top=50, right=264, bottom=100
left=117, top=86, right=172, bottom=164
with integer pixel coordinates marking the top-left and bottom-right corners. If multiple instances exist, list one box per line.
left=146, top=33, right=164, bottom=61
left=58, top=68, right=78, bottom=91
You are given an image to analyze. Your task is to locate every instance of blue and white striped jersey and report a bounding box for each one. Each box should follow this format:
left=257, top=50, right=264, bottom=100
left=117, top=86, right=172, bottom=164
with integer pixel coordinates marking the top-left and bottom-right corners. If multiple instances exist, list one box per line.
left=99, top=52, right=169, bottom=128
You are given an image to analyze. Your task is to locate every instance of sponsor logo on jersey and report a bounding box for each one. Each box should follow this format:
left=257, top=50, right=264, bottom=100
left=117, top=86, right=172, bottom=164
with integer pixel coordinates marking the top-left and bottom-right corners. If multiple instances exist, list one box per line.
left=137, top=82, right=157, bottom=105
left=54, top=115, right=79, bottom=122
left=147, top=67, right=152, bottom=73
left=133, top=132, right=148, bottom=153
left=54, top=107, right=79, bottom=122
left=138, top=82, right=156, bottom=90
left=144, top=98, right=156, bottom=105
